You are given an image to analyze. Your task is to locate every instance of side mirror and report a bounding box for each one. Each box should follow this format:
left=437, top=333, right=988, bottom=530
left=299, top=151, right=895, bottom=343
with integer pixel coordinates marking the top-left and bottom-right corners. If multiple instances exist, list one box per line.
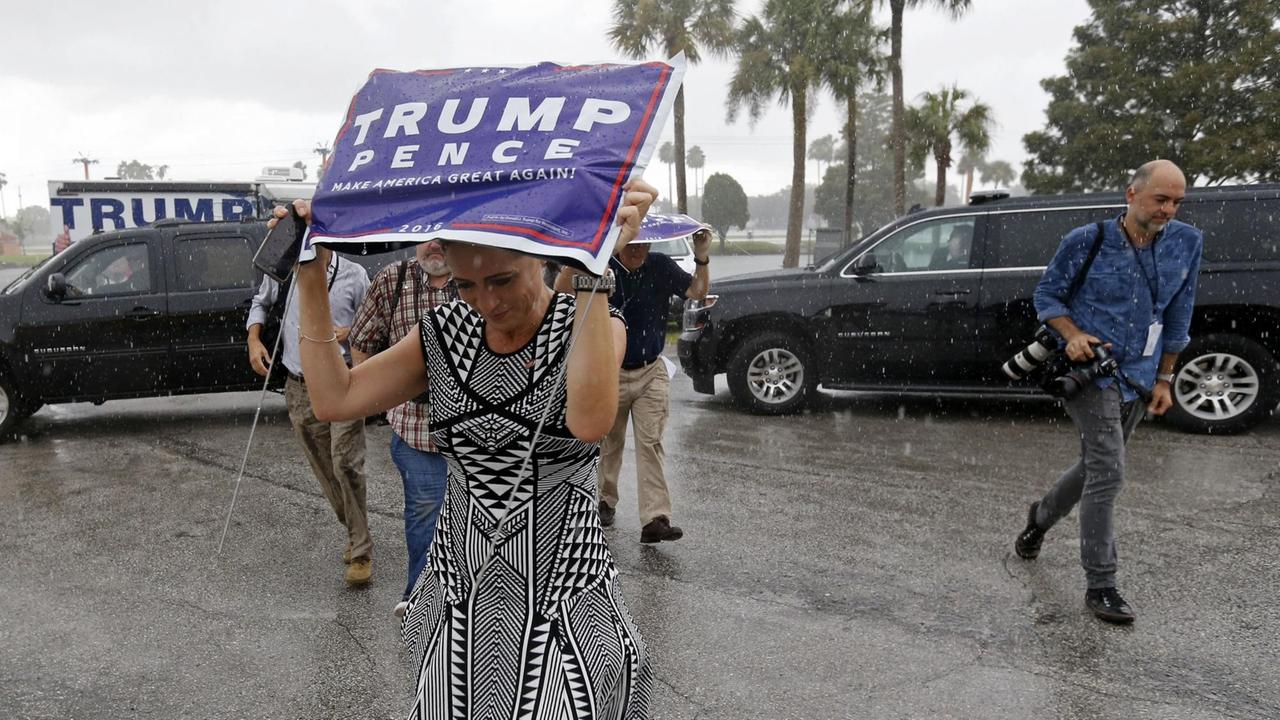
left=850, top=254, right=878, bottom=275
left=46, top=273, right=68, bottom=300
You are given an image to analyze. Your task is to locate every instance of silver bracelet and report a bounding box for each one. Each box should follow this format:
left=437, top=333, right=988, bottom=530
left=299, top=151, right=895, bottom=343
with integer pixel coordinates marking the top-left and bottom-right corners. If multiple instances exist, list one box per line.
left=300, top=330, right=338, bottom=344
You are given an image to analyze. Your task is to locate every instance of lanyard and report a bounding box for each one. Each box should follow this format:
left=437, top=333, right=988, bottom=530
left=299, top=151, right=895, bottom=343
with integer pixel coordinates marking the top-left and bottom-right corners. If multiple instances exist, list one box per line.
left=1120, top=220, right=1159, bottom=312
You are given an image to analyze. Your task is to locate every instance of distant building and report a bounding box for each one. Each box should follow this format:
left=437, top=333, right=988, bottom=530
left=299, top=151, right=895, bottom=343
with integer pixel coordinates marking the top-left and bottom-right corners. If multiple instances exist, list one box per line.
left=0, top=228, right=20, bottom=256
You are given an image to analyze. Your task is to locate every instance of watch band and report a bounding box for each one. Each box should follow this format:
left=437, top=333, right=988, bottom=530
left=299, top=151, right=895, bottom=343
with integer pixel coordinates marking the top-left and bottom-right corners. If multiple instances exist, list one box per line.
left=572, top=270, right=615, bottom=295
left=1156, top=373, right=1175, bottom=383
left=693, top=256, right=710, bottom=266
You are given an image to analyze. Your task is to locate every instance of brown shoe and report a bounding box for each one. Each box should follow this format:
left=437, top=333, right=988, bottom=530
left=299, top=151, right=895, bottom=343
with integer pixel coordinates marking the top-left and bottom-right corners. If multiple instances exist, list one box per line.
left=640, top=517, right=683, bottom=544
left=345, top=556, right=372, bottom=586
left=598, top=500, right=616, bottom=528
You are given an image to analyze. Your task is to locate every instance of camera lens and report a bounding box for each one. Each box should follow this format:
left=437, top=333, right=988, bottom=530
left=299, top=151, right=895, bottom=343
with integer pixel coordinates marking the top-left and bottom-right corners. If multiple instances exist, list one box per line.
left=1001, top=328, right=1060, bottom=380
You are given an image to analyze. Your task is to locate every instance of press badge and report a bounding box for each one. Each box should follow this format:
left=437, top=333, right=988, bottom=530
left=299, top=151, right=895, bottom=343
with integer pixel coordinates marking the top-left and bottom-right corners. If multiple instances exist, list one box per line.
left=1144, top=322, right=1164, bottom=357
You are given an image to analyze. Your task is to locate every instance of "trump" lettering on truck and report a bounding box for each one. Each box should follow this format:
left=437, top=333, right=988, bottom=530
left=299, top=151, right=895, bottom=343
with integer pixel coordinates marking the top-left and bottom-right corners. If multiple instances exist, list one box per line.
left=48, top=180, right=315, bottom=244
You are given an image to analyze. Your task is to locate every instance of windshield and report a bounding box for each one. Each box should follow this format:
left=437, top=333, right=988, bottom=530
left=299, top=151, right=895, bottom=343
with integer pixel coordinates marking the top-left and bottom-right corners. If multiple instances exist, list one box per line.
left=646, top=237, right=692, bottom=256
left=814, top=228, right=880, bottom=273
left=2, top=256, right=52, bottom=294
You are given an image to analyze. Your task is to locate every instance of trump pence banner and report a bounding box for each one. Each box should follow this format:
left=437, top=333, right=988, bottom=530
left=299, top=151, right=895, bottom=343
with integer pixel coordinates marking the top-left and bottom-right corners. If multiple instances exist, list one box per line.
left=306, top=57, right=686, bottom=275
left=635, top=213, right=711, bottom=244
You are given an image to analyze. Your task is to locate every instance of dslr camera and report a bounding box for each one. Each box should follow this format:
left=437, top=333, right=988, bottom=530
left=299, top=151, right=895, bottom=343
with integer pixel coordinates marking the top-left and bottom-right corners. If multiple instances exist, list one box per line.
left=1043, top=344, right=1118, bottom=400
left=1002, top=325, right=1119, bottom=400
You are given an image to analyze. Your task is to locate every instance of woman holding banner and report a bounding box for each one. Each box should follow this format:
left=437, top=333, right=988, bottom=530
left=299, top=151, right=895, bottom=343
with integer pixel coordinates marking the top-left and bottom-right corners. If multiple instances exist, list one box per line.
left=286, top=179, right=656, bottom=718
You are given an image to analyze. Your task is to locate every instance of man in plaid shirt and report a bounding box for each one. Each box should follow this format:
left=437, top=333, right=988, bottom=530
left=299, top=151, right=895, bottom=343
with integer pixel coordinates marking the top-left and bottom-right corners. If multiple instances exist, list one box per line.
left=349, top=239, right=458, bottom=617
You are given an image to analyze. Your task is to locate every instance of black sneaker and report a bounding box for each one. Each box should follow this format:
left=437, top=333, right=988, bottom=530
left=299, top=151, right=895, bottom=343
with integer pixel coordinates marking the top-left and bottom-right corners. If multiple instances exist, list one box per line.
left=640, top=516, right=683, bottom=544
left=1085, top=587, right=1136, bottom=624
left=598, top=501, right=615, bottom=528
left=1014, top=502, right=1046, bottom=559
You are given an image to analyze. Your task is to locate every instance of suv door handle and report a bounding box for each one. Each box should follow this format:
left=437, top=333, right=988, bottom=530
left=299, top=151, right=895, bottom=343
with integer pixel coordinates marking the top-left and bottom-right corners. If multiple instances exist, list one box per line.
left=932, top=289, right=971, bottom=297
left=127, top=306, right=161, bottom=320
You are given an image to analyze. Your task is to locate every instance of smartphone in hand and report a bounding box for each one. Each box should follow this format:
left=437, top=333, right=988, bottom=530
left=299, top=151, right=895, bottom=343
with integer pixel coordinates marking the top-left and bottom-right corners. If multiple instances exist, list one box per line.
left=252, top=206, right=308, bottom=283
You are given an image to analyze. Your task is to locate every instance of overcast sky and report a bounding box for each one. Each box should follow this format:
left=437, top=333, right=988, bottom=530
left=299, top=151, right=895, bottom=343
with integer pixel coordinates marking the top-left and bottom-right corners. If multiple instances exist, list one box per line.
left=0, top=0, right=1092, bottom=212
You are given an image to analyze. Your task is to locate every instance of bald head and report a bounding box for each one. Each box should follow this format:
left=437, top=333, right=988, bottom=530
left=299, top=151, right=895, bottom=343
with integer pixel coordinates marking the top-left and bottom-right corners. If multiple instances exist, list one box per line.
left=1128, top=159, right=1185, bottom=193
left=1125, top=159, right=1186, bottom=240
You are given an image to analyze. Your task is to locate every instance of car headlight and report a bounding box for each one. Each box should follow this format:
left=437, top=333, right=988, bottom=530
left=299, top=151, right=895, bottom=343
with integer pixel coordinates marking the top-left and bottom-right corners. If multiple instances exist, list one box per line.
left=682, top=294, right=718, bottom=332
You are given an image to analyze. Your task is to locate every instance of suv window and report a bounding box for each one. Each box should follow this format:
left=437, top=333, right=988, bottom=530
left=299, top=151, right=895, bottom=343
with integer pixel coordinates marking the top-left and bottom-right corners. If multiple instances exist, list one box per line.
left=989, top=208, right=1113, bottom=269
left=65, top=243, right=151, bottom=297
left=861, top=217, right=977, bottom=273
left=647, top=237, right=692, bottom=257
left=174, top=236, right=256, bottom=291
left=1176, top=198, right=1280, bottom=264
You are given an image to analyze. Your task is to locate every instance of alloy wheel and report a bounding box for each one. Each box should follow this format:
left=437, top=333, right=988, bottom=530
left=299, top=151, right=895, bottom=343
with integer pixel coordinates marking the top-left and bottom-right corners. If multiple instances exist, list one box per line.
left=1173, top=352, right=1260, bottom=422
left=745, top=347, right=805, bottom=405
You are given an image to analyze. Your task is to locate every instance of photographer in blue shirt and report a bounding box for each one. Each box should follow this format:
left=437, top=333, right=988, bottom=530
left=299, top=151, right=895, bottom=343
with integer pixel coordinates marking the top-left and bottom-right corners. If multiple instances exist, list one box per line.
left=1014, top=159, right=1203, bottom=624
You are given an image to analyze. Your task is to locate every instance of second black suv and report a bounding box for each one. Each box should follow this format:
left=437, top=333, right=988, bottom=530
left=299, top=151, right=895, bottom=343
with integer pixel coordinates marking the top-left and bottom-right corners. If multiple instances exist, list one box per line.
left=0, top=219, right=410, bottom=437
left=679, top=185, right=1280, bottom=434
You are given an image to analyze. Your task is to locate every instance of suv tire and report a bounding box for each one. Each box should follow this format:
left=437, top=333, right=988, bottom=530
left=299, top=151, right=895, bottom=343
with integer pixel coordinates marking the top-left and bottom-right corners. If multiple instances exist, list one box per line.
left=0, top=372, right=33, bottom=439
left=1165, top=333, right=1278, bottom=434
left=727, top=331, right=817, bottom=414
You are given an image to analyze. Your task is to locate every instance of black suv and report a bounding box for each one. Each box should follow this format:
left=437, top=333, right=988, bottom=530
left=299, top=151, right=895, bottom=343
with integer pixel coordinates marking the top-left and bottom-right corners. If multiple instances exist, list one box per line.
left=679, top=185, right=1280, bottom=434
left=0, top=219, right=408, bottom=437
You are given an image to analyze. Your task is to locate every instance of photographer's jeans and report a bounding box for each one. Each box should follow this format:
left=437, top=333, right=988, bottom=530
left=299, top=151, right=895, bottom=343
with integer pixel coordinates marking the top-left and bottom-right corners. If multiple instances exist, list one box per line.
left=390, top=432, right=447, bottom=601
left=1036, top=382, right=1145, bottom=590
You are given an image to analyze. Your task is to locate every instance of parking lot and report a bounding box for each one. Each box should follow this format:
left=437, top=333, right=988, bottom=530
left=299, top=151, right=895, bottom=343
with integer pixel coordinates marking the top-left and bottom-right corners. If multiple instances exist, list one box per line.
left=1, top=365, right=1277, bottom=720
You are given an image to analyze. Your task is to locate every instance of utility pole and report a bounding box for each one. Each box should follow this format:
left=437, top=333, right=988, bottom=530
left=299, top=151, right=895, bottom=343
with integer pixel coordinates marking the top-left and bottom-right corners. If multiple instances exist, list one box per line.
left=314, top=143, right=332, bottom=168
left=0, top=172, right=7, bottom=217
left=73, top=153, right=99, bottom=180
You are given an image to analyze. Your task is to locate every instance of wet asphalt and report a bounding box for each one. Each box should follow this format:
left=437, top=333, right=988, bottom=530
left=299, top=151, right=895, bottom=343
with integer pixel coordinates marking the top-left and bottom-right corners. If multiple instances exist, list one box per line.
left=1, top=364, right=1278, bottom=720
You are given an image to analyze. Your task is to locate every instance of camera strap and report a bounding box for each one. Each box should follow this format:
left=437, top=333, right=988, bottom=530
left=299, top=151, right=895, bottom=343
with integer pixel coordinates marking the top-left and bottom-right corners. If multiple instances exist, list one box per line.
left=1065, top=221, right=1108, bottom=303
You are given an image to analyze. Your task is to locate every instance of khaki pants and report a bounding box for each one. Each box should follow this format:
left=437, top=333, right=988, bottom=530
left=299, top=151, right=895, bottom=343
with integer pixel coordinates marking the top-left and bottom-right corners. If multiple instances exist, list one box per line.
left=598, top=361, right=672, bottom=525
left=285, top=377, right=372, bottom=560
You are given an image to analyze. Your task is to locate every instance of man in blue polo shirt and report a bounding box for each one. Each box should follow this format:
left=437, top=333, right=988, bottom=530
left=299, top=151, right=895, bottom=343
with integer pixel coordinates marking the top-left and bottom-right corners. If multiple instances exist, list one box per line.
left=1013, top=159, right=1203, bottom=624
left=561, top=226, right=711, bottom=542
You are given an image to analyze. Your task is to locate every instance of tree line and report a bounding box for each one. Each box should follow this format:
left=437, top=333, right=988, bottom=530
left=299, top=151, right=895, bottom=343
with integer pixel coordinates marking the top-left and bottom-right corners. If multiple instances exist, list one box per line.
left=612, top=0, right=1280, bottom=266
left=612, top=0, right=997, bottom=267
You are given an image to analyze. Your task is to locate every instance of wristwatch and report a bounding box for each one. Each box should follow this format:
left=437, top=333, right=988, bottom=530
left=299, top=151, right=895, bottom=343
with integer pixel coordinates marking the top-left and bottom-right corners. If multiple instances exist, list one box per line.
left=572, top=269, right=616, bottom=296
left=693, top=256, right=710, bottom=266
left=1156, top=372, right=1175, bottom=384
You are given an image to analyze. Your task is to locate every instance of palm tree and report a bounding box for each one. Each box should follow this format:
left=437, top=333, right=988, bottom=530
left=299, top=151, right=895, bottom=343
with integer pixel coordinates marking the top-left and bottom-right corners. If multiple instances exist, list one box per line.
left=821, top=2, right=883, bottom=243
left=658, top=140, right=676, bottom=206
left=686, top=145, right=706, bottom=204
left=728, top=0, right=834, bottom=268
left=807, top=134, right=836, bottom=183
left=610, top=0, right=737, bottom=214
left=956, top=152, right=984, bottom=202
left=880, top=0, right=972, bottom=215
left=907, top=85, right=993, bottom=207
left=980, top=159, right=1018, bottom=188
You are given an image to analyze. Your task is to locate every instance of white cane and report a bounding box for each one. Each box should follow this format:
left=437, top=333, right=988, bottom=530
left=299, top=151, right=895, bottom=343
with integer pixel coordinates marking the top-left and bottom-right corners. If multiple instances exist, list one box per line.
left=217, top=281, right=292, bottom=555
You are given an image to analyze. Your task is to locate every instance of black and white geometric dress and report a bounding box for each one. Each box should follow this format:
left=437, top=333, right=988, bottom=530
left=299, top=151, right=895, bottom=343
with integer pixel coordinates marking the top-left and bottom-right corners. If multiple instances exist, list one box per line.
left=402, top=293, right=652, bottom=720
